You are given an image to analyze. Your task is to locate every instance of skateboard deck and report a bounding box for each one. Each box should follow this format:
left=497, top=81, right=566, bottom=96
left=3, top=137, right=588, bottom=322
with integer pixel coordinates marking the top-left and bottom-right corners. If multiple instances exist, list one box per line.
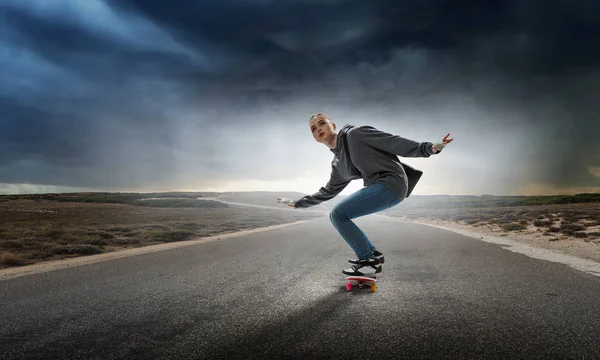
left=345, top=275, right=378, bottom=292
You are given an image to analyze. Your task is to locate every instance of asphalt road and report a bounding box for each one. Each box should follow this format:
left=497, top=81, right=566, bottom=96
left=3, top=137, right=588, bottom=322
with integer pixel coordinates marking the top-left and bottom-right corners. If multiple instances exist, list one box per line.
left=2, top=215, right=600, bottom=359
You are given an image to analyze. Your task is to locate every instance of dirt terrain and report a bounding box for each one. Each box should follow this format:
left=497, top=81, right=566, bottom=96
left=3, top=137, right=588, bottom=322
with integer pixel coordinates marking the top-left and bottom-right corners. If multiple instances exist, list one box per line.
left=0, top=199, right=324, bottom=268
left=388, top=202, right=600, bottom=262
left=2, top=192, right=599, bottom=269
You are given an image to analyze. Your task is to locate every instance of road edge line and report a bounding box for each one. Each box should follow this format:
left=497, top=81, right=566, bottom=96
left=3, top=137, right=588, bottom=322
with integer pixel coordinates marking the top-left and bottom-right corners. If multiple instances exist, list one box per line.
left=382, top=215, right=600, bottom=278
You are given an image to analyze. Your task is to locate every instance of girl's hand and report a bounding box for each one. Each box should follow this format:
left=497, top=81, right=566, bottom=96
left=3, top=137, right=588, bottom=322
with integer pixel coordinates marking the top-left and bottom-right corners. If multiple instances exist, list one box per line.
left=433, top=133, right=454, bottom=153
left=277, top=197, right=295, bottom=208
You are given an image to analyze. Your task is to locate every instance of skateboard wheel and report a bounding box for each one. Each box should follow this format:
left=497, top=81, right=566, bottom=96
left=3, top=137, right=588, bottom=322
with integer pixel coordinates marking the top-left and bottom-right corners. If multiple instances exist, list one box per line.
left=346, top=282, right=352, bottom=292
left=370, top=283, right=376, bottom=292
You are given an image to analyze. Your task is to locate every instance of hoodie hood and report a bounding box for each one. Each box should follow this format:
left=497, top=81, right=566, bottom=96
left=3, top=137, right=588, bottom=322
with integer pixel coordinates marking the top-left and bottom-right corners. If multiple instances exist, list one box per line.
left=331, top=124, right=354, bottom=155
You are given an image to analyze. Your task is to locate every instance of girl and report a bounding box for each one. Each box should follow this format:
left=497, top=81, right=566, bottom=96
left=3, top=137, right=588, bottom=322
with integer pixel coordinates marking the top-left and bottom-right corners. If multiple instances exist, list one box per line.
left=277, top=113, right=453, bottom=277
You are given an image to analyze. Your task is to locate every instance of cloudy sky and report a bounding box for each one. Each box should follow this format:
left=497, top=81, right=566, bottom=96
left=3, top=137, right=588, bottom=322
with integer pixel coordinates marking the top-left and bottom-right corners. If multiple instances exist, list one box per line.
left=1, top=0, right=599, bottom=196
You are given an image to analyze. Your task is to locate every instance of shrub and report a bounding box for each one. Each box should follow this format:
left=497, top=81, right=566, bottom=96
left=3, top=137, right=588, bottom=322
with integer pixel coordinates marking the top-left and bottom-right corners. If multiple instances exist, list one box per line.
left=533, top=220, right=553, bottom=227
left=502, top=223, right=526, bottom=231
left=105, top=226, right=135, bottom=232
left=85, top=239, right=109, bottom=246
left=0, top=251, right=27, bottom=266
left=113, top=238, right=140, bottom=245
left=87, top=230, right=114, bottom=239
left=143, top=230, right=195, bottom=243
left=179, top=222, right=203, bottom=230
left=123, top=230, right=141, bottom=237
left=52, top=245, right=104, bottom=255
left=560, top=223, right=585, bottom=231
left=1, top=240, right=24, bottom=249
left=142, top=224, right=171, bottom=231
left=43, top=229, right=67, bottom=240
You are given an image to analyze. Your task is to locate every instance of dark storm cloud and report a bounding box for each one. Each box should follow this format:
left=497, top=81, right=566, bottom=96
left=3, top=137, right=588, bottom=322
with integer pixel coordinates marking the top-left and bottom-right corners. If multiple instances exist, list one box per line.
left=1, top=0, right=599, bottom=193
left=1, top=5, right=210, bottom=88
left=105, top=0, right=600, bottom=78
left=0, top=99, right=94, bottom=166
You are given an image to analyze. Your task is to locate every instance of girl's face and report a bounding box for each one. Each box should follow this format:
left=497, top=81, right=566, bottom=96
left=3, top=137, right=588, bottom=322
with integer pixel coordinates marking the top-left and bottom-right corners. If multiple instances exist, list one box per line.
left=309, top=113, right=336, bottom=143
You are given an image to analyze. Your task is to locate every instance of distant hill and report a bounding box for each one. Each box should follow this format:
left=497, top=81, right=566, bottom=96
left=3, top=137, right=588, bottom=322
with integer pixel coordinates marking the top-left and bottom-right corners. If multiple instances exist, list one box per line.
left=404, top=193, right=599, bottom=207
left=379, top=193, right=600, bottom=216
left=1, top=191, right=597, bottom=210
left=0, top=191, right=335, bottom=210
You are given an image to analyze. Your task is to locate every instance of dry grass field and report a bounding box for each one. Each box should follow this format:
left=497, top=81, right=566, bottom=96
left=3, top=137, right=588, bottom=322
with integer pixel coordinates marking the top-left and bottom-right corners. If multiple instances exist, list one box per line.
left=391, top=202, right=600, bottom=239
left=0, top=199, right=324, bottom=269
left=2, top=192, right=599, bottom=269
left=387, top=202, right=600, bottom=261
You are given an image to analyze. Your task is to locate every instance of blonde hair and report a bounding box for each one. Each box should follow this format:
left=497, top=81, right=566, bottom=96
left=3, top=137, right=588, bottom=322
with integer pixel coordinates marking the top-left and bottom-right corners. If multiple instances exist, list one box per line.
left=309, top=113, right=332, bottom=123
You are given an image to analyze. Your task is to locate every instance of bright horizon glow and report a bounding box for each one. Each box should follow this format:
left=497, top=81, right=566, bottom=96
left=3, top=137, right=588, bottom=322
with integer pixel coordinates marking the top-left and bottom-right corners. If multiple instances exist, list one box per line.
left=1, top=181, right=598, bottom=196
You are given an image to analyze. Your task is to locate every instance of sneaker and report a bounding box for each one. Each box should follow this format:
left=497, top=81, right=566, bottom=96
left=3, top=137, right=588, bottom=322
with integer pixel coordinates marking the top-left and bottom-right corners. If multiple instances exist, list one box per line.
left=342, top=257, right=382, bottom=277
left=348, top=250, right=385, bottom=264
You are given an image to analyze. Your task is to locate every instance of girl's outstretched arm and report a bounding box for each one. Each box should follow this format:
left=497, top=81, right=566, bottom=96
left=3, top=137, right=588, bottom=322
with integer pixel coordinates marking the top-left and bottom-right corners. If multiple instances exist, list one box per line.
left=279, top=168, right=350, bottom=209
left=348, top=126, right=452, bottom=158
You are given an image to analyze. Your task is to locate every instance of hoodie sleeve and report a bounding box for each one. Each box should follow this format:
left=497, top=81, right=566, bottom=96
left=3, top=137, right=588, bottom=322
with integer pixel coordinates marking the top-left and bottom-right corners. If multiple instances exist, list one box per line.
left=293, top=168, right=351, bottom=209
left=349, top=125, right=436, bottom=158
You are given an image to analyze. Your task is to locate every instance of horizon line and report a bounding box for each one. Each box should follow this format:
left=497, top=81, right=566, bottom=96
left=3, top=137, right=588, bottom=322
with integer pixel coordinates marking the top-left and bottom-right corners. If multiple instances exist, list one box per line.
left=1, top=190, right=598, bottom=197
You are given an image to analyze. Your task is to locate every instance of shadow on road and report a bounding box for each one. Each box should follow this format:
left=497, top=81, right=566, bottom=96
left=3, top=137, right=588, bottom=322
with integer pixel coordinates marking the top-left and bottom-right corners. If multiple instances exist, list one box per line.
left=210, top=290, right=357, bottom=358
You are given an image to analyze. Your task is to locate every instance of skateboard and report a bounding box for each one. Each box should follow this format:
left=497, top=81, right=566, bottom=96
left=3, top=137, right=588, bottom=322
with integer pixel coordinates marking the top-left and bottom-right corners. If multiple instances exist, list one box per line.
left=345, top=275, right=378, bottom=292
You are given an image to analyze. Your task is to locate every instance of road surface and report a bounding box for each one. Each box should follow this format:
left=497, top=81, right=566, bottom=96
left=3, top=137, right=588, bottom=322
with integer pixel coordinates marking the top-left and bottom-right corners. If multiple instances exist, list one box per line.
left=2, top=216, right=600, bottom=359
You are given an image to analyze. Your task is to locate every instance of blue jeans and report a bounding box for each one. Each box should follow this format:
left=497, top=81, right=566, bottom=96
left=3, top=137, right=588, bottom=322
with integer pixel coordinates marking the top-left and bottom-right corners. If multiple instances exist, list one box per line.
left=329, top=182, right=403, bottom=260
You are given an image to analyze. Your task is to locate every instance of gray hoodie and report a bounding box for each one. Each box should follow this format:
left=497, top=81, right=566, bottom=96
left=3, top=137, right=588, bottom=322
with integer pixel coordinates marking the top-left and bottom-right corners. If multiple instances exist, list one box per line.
left=293, top=124, right=438, bottom=209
